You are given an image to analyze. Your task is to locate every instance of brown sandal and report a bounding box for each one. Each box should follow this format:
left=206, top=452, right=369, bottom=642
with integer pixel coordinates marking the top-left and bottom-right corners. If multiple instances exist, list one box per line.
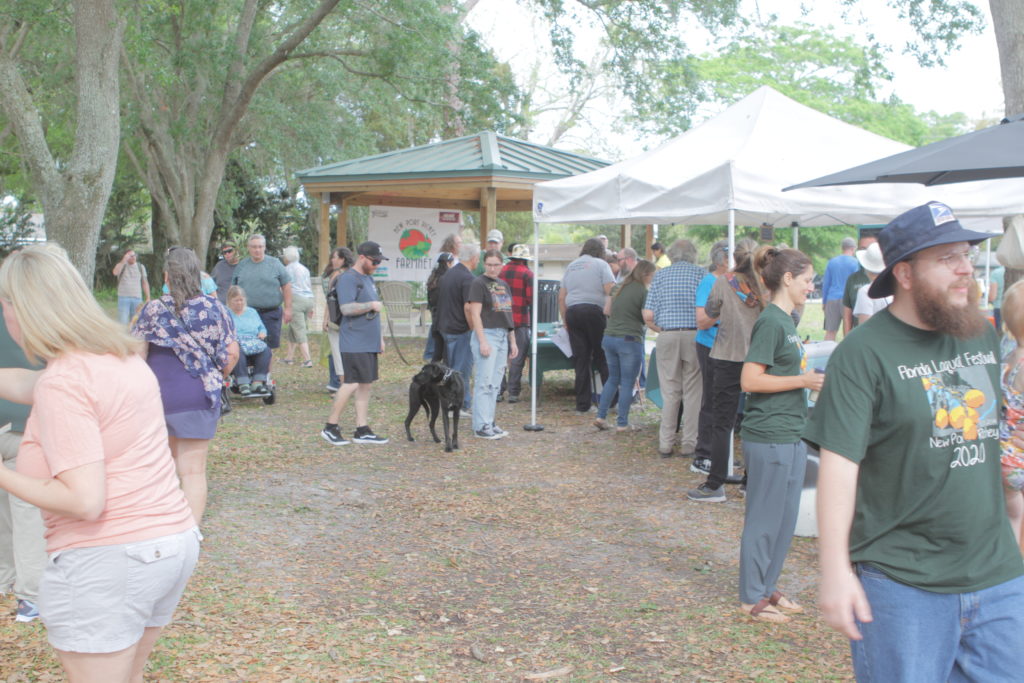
left=741, top=598, right=790, bottom=623
left=769, top=591, right=804, bottom=613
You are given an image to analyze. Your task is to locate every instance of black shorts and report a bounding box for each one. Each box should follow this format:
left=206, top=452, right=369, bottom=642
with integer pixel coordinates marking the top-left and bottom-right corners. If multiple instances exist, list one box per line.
left=257, top=307, right=283, bottom=349
left=341, top=352, right=379, bottom=384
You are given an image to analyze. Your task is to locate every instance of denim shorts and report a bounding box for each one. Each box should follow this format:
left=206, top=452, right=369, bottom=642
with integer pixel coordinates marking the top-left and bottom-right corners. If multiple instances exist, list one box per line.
left=39, top=527, right=201, bottom=653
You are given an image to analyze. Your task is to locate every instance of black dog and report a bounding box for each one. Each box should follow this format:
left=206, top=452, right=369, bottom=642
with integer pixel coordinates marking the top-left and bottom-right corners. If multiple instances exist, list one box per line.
left=405, top=362, right=465, bottom=452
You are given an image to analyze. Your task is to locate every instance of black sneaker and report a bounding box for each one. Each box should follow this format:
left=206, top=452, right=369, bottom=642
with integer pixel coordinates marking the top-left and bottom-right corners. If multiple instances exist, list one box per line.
left=321, top=423, right=350, bottom=446
left=508, top=395, right=520, bottom=404
left=353, top=427, right=389, bottom=444
left=690, top=456, right=712, bottom=475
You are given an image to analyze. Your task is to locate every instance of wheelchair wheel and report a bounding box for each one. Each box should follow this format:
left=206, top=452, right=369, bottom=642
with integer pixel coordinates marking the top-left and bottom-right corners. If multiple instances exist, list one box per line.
left=262, top=386, right=276, bottom=405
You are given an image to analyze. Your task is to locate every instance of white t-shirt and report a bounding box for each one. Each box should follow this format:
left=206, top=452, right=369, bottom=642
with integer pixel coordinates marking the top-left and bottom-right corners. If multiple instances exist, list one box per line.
left=854, top=284, right=892, bottom=320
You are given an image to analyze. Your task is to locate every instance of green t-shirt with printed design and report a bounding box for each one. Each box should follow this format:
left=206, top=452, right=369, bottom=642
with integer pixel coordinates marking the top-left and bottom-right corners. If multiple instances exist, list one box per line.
left=803, top=309, right=1023, bottom=593
left=740, top=304, right=807, bottom=444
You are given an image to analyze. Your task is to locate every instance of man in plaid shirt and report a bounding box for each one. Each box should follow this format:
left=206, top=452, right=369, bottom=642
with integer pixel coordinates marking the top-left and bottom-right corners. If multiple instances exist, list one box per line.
left=642, top=239, right=706, bottom=458
left=498, top=244, right=534, bottom=403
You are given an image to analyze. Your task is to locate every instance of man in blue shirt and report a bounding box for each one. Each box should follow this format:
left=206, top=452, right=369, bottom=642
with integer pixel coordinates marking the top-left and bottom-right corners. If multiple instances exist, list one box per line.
left=642, top=239, right=706, bottom=458
left=822, top=237, right=859, bottom=341
left=321, top=242, right=389, bottom=446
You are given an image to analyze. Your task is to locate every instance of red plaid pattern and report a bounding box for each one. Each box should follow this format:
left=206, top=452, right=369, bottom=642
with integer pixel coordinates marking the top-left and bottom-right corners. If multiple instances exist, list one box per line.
left=499, top=261, right=533, bottom=327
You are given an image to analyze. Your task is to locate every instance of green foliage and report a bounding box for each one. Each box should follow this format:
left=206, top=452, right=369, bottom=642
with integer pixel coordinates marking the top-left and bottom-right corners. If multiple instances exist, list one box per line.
left=685, top=224, right=855, bottom=274
left=94, top=165, right=153, bottom=289
left=634, top=22, right=973, bottom=145
left=839, top=0, right=986, bottom=68
left=113, top=0, right=525, bottom=258
left=0, top=196, right=38, bottom=258
left=211, top=160, right=314, bottom=270
left=523, top=0, right=742, bottom=132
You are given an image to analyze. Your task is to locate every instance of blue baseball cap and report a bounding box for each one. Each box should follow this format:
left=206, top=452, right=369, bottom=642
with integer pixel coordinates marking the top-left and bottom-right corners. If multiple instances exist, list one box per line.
left=868, top=202, right=990, bottom=298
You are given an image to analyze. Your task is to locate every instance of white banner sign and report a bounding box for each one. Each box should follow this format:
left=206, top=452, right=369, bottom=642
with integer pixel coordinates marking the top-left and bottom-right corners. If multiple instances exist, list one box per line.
left=366, top=205, right=463, bottom=281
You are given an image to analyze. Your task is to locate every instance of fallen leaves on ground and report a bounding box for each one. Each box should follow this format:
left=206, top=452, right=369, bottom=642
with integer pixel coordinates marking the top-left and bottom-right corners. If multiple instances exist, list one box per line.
left=0, top=339, right=852, bottom=681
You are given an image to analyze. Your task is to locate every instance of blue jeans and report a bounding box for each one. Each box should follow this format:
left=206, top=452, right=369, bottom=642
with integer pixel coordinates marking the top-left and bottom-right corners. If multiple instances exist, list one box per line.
left=117, top=296, right=142, bottom=325
left=597, top=335, right=643, bottom=427
left=471, top=328, right=508, bottom=431
left=852, top=565, right=1024, bottom=682
left=232, top=348, right=272, bottom=384
left=423, top=332, right=435, bottom=361
left=443, top=331, right=473, bottom=411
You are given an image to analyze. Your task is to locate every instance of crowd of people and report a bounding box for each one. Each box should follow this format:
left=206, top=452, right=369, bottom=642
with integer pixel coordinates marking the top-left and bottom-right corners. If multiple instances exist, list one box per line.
left=2, top=200, right=1024, bottom=680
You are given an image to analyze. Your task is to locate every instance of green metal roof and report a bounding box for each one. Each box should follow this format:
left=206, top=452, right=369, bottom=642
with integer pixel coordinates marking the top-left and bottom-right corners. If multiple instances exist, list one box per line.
left=296, top=131, right=608, bottom=183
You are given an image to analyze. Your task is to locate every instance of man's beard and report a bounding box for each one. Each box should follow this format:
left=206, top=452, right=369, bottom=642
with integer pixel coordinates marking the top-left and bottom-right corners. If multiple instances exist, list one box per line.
left=911, top=275, right=987, bottom=340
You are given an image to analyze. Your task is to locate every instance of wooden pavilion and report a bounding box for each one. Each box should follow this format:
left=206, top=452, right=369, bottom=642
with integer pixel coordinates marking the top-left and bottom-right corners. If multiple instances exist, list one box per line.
left=296, top=131, right=610, bottom=271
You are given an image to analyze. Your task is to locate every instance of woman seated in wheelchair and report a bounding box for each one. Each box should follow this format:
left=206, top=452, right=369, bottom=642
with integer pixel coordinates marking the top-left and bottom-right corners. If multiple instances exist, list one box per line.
left=226, top=285, right=272, bottom=395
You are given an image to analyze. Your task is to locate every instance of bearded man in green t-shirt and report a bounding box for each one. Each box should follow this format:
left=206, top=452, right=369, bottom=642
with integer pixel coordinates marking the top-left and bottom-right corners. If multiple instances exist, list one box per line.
left=805, top=202, right=1024, bottom=682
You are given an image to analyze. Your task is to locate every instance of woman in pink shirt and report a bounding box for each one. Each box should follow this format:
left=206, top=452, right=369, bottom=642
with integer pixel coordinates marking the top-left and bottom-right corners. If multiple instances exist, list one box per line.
left=0, top=246, right=198, bottom=682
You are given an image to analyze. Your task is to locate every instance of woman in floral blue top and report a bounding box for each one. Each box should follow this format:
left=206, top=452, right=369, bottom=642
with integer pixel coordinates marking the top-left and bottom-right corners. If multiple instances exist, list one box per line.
left=132, top=247, right=238, bottom=523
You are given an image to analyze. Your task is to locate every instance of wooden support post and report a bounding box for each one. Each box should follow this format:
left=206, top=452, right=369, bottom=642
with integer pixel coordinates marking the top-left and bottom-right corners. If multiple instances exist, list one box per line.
left=318, top=193, right=331, bottom=276
left=622, top=224, right=632, bottom=251
left=479, top=187, right=497, bottom=246
left=645, top=224, right=654, bottom=259
left=338, top=199, right=349, bottom=250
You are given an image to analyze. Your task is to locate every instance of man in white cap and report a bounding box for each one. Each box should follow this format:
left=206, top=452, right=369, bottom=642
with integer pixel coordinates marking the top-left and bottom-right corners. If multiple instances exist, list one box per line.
left=806, top=201, right=1024, bottom=681
left=851, top=242, right=891, bottom=324
left=474, top=229, right=504, bottom=276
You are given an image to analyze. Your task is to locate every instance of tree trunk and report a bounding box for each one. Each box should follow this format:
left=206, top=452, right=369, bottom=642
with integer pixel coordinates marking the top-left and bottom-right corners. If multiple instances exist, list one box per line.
left=991, top=0, right=1024, bottom=116
left=0, top=1, right=122, bottom=283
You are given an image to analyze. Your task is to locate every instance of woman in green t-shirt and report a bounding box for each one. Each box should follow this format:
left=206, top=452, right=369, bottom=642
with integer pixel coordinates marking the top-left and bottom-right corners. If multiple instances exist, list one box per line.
left=594, top=260, right=656, bottom=432
left=737, top=247, right=824, bottom=623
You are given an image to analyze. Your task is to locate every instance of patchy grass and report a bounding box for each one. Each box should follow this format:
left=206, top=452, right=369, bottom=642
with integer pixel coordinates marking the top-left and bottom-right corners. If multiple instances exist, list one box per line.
left=0, top=335, right=853, bottom=681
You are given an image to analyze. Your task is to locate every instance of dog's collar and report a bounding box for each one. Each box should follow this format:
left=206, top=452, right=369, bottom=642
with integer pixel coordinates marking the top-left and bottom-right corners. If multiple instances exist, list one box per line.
left=441, top=367, right=454, bottom=383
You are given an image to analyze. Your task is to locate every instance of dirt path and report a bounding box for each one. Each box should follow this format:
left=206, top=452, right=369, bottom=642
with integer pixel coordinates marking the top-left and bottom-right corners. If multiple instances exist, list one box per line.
left=1, top=339, right=852, bottom=681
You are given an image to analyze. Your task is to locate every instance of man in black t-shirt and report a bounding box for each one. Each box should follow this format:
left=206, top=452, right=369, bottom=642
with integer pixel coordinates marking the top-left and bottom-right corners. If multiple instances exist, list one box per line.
left=438, top=243, right=480, bottom=413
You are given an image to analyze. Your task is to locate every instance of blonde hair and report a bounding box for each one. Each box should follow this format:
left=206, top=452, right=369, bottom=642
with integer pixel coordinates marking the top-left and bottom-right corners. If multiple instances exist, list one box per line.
left=0, top=245, right=142, bottom=362
left=1003, top=280, right=1024, bottom=341
left=226, top=285, right=246, bottom=302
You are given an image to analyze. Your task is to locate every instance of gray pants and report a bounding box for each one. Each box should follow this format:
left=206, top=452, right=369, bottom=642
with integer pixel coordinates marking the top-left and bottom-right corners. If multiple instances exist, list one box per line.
left=738, top=439, right=806, bottom=605
left=0, top=431, right=46, bottom=602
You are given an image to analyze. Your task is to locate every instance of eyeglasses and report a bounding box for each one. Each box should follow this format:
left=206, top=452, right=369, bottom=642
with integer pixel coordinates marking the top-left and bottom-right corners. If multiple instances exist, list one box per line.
left=221, top=248, right=235, bottom=255
left=917, top=247, right=978, bottom=272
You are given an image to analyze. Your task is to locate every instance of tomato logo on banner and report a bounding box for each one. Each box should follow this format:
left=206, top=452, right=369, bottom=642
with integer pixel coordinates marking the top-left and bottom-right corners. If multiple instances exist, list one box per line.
left=398, top=228, right=432, bottom=259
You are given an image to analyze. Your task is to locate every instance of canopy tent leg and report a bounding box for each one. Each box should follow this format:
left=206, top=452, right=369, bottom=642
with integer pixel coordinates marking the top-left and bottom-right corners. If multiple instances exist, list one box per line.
left=525, top=220, right=544, bottom=432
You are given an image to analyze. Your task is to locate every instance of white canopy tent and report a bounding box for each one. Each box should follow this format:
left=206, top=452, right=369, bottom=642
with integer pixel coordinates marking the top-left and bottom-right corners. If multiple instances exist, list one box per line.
left=532, top=86, right=1024, bottom=236
left=522, top=86, right=1014, bottom=433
